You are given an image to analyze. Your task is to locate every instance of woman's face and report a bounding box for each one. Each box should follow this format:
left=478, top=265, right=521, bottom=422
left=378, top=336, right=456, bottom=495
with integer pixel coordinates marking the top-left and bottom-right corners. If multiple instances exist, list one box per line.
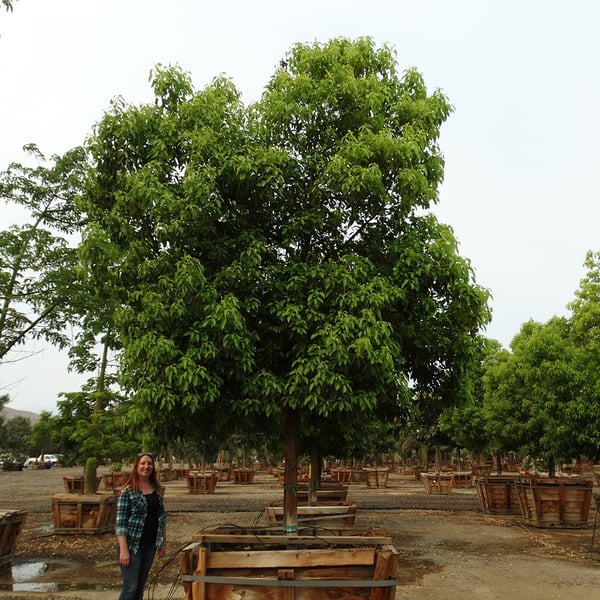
left=137, top=455, right=154, bottom=476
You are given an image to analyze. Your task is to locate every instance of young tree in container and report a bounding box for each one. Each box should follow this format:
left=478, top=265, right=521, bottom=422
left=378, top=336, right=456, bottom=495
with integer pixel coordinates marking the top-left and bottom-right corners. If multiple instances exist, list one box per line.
left=78, top=38, right=490, bottom=531
left=483, top=317, right=579, bottom=476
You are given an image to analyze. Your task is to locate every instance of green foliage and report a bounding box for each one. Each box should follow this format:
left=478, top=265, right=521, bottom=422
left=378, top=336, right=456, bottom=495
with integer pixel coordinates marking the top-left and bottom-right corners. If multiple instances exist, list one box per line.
left=439, top=337, right=502, bottom=457
left=0, top=394, right=33, bottom=461
left=0, top=145, right=88, bottom=362
left=78, top=38, right=490, bottom=458
left=54, top=382, right=137, bottom=465
left=2, top=415, right=32, bottom=458
left=28, top=410, right=58, bottom=457
left=482, top=252, right=600, bottom=465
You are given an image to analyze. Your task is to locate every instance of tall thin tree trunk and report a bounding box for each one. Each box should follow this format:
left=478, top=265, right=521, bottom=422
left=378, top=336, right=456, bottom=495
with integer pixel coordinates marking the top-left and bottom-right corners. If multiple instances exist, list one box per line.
left=283, top=409, right=298, bottom=534
left=84, top=336, right=110, bottom=495
left=309, top=440, right=321, bottom=506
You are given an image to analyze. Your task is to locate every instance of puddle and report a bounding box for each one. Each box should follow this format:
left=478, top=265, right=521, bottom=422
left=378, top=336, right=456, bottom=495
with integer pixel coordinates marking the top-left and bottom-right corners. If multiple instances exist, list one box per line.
left=0, top=559, right=119, bottom=592
left=33, top=521, right=54, bottom=534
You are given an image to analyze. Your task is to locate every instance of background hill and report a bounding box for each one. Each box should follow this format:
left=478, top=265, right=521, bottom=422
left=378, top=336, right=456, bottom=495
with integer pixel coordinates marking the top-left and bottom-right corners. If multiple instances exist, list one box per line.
left=1, top=406, right=41, bottom=424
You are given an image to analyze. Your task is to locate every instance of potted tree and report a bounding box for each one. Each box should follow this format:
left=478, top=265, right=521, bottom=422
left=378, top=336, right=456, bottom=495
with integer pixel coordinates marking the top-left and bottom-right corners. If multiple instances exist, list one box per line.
left=77, top=38, right=490, bottom=596
left=51, top=374, right=137, bottom=534
left=482, top=307, right=599, bottom=527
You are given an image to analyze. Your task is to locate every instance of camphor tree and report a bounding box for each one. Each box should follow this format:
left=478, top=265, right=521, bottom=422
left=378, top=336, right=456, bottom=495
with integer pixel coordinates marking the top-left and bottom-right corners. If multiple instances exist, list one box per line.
left=79, top=38, right=490, bottom=529
left=439, top=337, right=503, bottom=469
left=482, top=252, right=600, bottom=476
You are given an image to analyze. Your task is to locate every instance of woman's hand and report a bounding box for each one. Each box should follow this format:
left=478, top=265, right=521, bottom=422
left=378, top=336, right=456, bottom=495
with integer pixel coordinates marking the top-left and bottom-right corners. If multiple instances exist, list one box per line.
left=119, top=548, right=130, bottom=567
left=157, top=542, right=166, bottom=559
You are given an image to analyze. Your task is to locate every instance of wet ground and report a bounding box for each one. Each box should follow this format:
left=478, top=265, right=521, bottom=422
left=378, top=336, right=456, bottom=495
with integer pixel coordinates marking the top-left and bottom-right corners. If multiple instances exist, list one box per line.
left=0, top=466, right=599, bottom=599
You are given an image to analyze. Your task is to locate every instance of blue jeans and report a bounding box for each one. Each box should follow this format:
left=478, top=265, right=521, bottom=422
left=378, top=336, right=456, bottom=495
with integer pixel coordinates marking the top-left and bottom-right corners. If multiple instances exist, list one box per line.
left=117, top=544, right=156, bottom=600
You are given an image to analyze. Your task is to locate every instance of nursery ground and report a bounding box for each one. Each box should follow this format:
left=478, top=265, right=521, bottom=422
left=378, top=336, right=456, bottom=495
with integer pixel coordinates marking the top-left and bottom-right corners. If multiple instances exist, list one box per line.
left=0, top=466, right=599, bottom=600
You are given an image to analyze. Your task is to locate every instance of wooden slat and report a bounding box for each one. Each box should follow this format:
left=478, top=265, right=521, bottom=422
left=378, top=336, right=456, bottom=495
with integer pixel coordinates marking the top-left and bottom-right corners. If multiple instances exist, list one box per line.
left=206, top=548, right=376, bottom=569
left=278, top=569, right=295, bottom=600
left=191, top=533, right=392, bottom=546
left=369, top=545, right=398, bottom=600
left=192, top=546, right=207, bottom=600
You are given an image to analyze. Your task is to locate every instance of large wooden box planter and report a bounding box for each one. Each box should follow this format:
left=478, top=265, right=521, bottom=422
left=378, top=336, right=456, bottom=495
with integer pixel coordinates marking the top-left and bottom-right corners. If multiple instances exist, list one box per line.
left=52, top=494, right=116, bottom=535
left=514, top=477, right=593, bottom=528
left=0, top=510, right=27, bottom=568
left=216, top=467, right=231, bottom=481
left=179, top=526, right=398, bottom=600
left=231, top=468, right=255, bottom=485
left=331, top=468, right=353, bottom=483
left=422, top=472, right=454, bottom=495
left=364, top=468, right=389, bottom=489
left=63, top=476, right=102, bottom=494
left=296, top=482, right=349, bottom=501
left=2, top=462, right=23, bottom=472
left=352, top=468, right=366, bottom=483
left=186, top=472, right=218, bottom=494
left=158, top=468, right=175, bottom=482
left=264, top=500, right=358, bottom=527
left=472, top=465, right=493, bottom=477
left=451, top=471, right=473, bottom=488
left=102, top=471, right=129, bottom=491
left=475, top=475, right=521, bottom=515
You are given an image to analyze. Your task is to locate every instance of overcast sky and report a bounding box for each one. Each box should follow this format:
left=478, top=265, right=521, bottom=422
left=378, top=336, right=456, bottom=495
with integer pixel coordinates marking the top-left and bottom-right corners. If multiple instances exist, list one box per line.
left=1, top=0, right=599, bottom=414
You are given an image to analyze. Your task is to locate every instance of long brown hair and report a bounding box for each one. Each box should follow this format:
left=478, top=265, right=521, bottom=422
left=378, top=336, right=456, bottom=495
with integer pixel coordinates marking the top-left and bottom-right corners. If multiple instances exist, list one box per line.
left=124, top=452, right=160, bottom=493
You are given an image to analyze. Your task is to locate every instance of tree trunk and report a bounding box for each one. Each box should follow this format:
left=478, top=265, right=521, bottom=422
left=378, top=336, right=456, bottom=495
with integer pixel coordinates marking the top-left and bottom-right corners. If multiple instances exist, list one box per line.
left=283, top=409, right=298, bottom=533
left=84, top=336, right=110, bottom=493
left=84, top=456, right=98, bottom=494
left=309, top=440, right=321, bottom=506
left=548, top=456, right=556, bottom=478
left=495, top=453, right=503, bottom=475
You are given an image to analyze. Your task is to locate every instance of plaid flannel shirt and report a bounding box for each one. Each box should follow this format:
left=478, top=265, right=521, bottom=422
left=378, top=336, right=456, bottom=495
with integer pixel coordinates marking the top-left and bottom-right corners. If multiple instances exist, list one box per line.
left=115, top=485, right=167, bottom=554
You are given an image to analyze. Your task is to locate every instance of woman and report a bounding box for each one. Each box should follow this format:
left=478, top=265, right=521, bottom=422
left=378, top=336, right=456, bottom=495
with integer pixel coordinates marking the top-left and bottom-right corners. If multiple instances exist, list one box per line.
left=115, top=452, right=167, bottom=600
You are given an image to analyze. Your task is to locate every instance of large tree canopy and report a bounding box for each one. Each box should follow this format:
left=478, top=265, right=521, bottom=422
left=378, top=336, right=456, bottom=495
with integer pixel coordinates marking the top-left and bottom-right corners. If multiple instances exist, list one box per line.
left=79, top=38, right=490, bottom=455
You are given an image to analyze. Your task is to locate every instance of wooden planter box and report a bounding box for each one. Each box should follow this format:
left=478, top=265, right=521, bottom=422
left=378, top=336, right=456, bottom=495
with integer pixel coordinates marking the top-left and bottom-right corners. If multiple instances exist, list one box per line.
left=186, top=472, right=218, bottom=494
left=514, top=477, right=593, bottom=528
left=351, top=469, right=366, bottom=483
left=157, top=468, right=175, bottom=482
left=472, top=465, right=493, bottom=477
left=52, top=494, right=116, bottom=535
left=0, top=510, right=27, bottom=568
left=421, top=472, right=454, bottom=495
left=451, top=471, right=473, bottom=487
left=2, top=462, right=23, bottom=472
left=102, top=472, right=129, bottom=491
left=475, top=475, right=521, bottom=515
left=331, top=468, right=353, bottom=483
left=264, top=500, right=358, bottom=527
left=364, top=468, right=389, bottom=489
left=216, top=467, right=231, bottom=481
left=63, top=476, right=102, bottom=494
left=179, top=526, right=398, bottom=600
left=231, top=468, right=255, bottom=484
left=296, top=482, right=349, bottom=501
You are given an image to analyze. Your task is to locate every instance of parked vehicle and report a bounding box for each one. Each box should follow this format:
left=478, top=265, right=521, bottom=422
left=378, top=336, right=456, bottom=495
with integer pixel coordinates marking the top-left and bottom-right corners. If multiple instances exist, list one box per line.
left=24, top=454, right=63, bottom=468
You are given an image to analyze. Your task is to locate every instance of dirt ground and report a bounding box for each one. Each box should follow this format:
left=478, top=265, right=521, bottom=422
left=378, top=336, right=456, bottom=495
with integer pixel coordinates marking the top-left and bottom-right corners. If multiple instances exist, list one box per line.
left=0, top=466, right=599, bottom=599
